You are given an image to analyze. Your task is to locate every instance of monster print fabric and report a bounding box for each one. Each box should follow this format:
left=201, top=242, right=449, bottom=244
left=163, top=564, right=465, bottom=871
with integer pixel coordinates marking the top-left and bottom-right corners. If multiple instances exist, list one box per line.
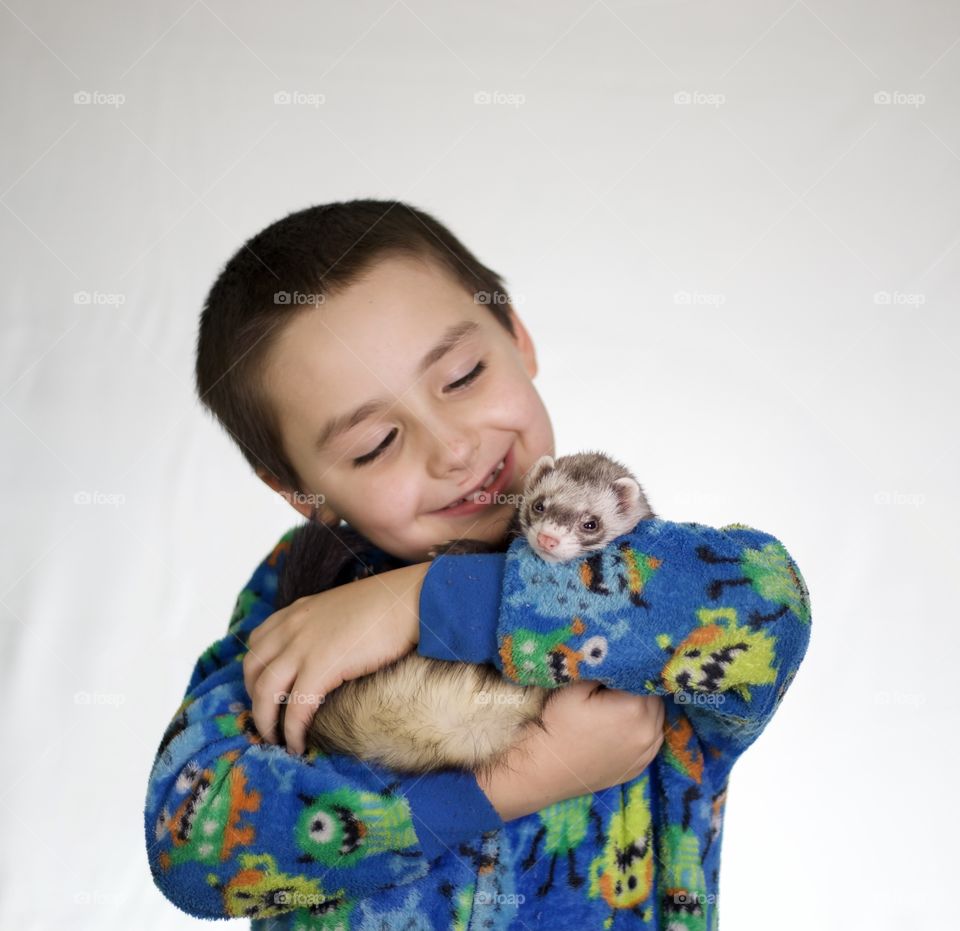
left=144, top=518, right=811, bottom=929
left=419, top=517, right=811, bottom=928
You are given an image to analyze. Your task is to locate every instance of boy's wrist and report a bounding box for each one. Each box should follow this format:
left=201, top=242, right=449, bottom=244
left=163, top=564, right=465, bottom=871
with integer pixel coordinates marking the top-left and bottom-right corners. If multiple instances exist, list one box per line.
left=417, top=553, right=505, bottom=664
left=369, top=561, right=431, bottom=644
left=475, top=745, right=544, bottom=822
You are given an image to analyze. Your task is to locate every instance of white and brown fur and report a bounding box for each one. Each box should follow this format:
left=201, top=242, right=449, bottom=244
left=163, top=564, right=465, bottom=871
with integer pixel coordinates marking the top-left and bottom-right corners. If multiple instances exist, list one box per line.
left=274, top=451, right=656, bottom=776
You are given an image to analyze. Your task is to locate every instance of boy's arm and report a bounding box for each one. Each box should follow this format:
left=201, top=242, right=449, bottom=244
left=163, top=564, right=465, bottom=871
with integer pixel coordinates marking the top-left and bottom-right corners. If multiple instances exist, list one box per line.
left=144, top=529, right=503, bottom=921
left=418, top=518, right=811, bottom=770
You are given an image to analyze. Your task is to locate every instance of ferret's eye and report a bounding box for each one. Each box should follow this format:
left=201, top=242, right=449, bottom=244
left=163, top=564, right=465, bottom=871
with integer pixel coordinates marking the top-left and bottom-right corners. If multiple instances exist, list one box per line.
left=532, top=499, right=544, bottom=513
left=582, top=518, right=599, bottom=532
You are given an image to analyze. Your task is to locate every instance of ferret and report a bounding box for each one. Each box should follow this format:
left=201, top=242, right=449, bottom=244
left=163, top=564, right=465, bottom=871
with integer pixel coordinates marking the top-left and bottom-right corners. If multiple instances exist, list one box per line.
left=272, top=451, right=656, bottom=776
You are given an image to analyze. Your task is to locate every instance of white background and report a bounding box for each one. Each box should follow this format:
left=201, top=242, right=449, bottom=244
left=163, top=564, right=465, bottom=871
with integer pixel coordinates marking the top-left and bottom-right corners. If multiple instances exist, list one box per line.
left=2, top=1, right=958, bottom=928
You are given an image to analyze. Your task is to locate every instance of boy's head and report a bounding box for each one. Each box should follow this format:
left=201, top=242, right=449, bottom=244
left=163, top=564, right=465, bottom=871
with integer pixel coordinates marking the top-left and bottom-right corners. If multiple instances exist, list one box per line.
left=196, top=199, right=554, bottom=562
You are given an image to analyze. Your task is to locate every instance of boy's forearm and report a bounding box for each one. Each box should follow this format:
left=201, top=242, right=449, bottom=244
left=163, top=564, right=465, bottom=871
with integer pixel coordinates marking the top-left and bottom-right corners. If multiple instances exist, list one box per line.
left=360, top=560, right=431, bottom=642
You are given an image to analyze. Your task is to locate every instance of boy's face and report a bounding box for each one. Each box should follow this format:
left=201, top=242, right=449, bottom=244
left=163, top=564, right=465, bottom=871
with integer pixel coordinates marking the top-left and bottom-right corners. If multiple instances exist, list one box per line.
left=258, top=253, right=555, bottom=563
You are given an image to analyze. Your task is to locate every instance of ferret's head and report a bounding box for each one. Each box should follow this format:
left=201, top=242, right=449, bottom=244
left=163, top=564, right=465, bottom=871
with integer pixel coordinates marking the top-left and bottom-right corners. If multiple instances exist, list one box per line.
left=518, top=452, right=654, bottom=563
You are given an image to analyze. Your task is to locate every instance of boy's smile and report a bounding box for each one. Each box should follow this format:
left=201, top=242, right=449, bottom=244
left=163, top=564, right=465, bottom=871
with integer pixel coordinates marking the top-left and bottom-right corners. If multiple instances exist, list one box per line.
left=257, top=253, right=555, bottom=563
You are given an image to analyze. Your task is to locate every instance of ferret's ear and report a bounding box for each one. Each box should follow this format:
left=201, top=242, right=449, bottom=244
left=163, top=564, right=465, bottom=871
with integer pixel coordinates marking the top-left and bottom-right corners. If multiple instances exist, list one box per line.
left=613, top=476, right=643, bottom=518
left=526, top=454, right=555, bottom=487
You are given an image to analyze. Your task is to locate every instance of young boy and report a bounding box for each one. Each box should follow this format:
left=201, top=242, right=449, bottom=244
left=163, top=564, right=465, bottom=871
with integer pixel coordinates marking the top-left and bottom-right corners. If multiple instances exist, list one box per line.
left=144, top=199, right=811, bottom=929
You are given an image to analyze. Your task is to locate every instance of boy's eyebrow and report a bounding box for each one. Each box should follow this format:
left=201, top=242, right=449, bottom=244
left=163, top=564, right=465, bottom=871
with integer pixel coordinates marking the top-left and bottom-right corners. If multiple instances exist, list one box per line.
left=315, top=320, right=481, bottom=452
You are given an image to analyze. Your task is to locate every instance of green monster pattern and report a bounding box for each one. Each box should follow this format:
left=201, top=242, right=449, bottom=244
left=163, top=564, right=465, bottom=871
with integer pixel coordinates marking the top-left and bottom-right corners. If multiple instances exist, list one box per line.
left=588, top=777, right=655, bottom=928
left=521, top=795, right=604, bottom=896
left=658, top=824, right=708, bottom=931
left=702, top=535, right=811, bottom=627
left=295, top=786, right=419, bottom=868
left=656, top=606, right=779, bottom=702
left=207, top=852, right=352, bottom=925
left=157, top=750, right=260, bottom=871
left=499, top=617, right=608, bottom=686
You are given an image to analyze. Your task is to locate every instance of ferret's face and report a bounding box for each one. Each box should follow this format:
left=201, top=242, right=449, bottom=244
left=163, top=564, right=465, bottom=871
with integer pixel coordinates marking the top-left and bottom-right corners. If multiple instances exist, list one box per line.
left=520, top=466, right=637, bottom=563
left=259, top=254, right=555, bottom=563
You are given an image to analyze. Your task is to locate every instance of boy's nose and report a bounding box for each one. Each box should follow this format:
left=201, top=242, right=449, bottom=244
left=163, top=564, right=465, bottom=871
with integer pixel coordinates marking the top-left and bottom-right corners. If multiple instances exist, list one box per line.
left=537, top=532, right=559, bottom=551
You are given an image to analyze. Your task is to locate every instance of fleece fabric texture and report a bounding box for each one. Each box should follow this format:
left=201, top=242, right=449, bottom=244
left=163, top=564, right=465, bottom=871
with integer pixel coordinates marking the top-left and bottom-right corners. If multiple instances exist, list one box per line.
left=144, top=518, right=810, bottom=930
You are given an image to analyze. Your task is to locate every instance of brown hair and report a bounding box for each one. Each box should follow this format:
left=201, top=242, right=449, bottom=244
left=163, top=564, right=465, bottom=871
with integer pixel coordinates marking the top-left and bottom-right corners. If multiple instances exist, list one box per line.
left=195, top=199, right=516, bottom=494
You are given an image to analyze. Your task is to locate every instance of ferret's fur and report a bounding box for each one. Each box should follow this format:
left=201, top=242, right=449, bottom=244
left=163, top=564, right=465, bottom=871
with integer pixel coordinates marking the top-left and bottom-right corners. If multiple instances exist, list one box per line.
left=273, top=450, right=656, bottom=775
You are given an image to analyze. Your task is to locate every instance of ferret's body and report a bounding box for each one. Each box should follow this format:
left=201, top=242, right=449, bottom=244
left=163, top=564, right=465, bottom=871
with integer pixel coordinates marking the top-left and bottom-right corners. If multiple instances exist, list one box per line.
left=274, top=451, right=655, bottom=775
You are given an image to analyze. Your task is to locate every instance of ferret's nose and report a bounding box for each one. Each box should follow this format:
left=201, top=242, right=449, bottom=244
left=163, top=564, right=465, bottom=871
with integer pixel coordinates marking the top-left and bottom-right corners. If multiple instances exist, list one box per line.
left=537, top=532, right=559, bottom=551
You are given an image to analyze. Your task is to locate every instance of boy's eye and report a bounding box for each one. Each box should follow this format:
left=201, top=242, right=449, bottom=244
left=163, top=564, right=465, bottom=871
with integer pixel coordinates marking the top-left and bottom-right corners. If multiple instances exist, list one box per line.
left=353, top=428, right=398, bottom=467
left=351, top=361, right=486, bottom=467
left=444, top=360, right=487, bottom=392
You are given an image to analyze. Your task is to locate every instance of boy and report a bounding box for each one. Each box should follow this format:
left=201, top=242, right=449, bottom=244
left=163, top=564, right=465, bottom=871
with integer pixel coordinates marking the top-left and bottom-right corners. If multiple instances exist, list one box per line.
left=144, top=199, right=810, bottom=929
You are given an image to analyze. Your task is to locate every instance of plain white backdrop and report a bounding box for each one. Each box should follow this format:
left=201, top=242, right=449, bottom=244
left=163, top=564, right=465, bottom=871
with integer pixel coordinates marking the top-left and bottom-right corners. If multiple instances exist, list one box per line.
left=2, top=1, right=958, bottom=928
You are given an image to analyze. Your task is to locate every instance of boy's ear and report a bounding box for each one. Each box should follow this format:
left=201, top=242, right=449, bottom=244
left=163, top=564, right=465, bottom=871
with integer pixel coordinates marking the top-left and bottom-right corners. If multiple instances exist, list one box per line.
left=256, top=468, right=339, bottom=525
left=506, top=304, right=538, bottom=379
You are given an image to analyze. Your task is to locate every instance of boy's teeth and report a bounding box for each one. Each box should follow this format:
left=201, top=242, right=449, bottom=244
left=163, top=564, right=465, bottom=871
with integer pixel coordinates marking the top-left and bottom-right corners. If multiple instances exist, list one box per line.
left=480, top=459, right=505, bottom=490
left=445, top=459, right=505, bottom=509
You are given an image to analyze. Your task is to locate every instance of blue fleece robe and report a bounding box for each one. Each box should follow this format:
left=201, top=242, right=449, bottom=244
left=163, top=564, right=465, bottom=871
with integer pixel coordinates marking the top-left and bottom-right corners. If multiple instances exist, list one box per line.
left=144, top=518, right=810, bottom=929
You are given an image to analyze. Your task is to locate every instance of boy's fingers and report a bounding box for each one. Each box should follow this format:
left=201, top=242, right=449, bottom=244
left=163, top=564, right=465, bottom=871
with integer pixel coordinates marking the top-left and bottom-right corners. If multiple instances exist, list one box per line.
left=242, top=630, right=287, bottom=700
left=246, top=605, right=293, bottom=650
left=250, top=658, right=297, bottom=745
left=283, top=679, right=325, bottom=756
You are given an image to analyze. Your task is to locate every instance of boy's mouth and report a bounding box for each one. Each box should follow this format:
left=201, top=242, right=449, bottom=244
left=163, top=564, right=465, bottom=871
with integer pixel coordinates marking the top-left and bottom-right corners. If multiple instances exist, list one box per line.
left=431, top=446, right=516, bottom=517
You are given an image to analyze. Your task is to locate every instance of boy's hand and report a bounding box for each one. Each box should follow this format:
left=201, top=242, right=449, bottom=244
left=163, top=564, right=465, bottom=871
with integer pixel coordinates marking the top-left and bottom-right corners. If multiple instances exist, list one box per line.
left=476, top=682, right=665, bottom=821
left=243, top=563, right=430, bottom=754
